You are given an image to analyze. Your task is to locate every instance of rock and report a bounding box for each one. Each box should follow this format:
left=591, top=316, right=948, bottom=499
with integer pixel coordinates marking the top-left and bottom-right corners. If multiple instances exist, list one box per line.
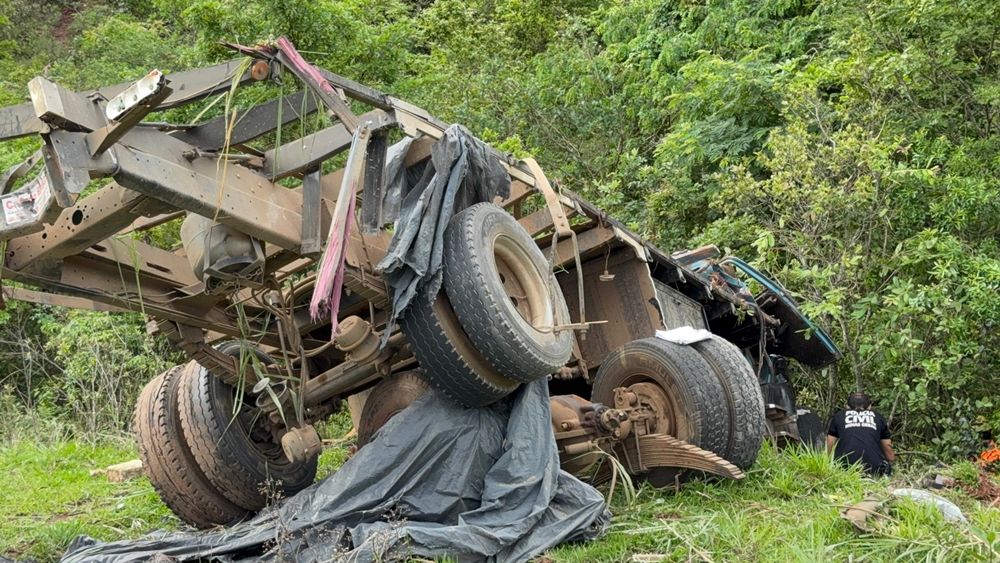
left=105, top=459, right=144, bottom=483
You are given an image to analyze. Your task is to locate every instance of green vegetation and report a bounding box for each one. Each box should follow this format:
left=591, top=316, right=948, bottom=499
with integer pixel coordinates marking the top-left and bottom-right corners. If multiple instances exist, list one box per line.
left=0, top=0, right=996, bottom=557
left=555, top=446, right=1000, bottom=562
left=0, top=440, right=172, bottom=561
left=1, top=0, right=996, bottom=453
left=3, top=438, right=998, bottom=562
left=1, top=413, right=353, bottom=561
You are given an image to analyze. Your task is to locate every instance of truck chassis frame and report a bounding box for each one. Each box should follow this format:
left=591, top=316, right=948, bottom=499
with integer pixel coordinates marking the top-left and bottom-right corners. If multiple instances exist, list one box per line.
left=0, top=39, right=840, bottom=524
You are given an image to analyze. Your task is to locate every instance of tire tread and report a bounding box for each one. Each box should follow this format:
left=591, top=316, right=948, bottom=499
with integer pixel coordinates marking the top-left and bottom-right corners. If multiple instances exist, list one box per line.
left=693, top=335, right=766, bottom=469
left=134, top=366, right=247, bottom=528
left=592, top=338, right=730, bottom=458
left=444, top=203, right=571, bottom=382
left=178, top=350, right=316, bottom=511
left=400, top=292, right=518, bottom=407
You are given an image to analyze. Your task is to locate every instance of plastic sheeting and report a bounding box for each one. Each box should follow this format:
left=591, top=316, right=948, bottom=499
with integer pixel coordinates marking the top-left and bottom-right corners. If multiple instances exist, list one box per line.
left=61, top=378, right=609, bottom=562
left=891, top=489, right=967, bottom=523
left=379, top=136, right=415, bottom=226
left=376, top=125, right=510, bottom=336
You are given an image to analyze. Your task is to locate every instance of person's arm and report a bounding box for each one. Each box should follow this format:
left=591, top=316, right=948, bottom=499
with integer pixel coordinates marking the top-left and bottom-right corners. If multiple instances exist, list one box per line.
left=827, top=413, right=839, bottom=454
left=881, top=439, right=895, bottom=462
left=878, top=414, right=894, bottom=462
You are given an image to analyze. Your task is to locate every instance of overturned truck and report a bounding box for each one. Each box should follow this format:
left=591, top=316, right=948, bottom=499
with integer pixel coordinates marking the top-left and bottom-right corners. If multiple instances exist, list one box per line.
left=0, top=40, right=840, bottom=527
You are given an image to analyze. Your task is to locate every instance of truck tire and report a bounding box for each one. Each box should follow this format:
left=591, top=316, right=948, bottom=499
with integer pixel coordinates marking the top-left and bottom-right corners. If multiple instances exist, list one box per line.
left=178, top=344, right=317, bottom=511
left=692, top=334, right=766, bottom=469
left=134, top=366, right=248, bottom=528
left=444, top=203, right=572, bottom=382
left=400, top=290, right=520, bottom=407
left=357, top=371, right=429, bottom=447
left=591, top=337, right=730, bottom=486
left=796, top=409, right=826, bottom=450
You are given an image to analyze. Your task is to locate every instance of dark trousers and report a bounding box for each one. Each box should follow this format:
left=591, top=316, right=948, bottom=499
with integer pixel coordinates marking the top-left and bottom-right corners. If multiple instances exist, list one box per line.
left=868, top=460, right=893, bottom=477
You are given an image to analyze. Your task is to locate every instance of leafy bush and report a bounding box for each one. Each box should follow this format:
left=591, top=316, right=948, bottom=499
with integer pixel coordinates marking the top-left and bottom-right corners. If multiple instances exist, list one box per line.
left=0, top=0, right=995, bottom=453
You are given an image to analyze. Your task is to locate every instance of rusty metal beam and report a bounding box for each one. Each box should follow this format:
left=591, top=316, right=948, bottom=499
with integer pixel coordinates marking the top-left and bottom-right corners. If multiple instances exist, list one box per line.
left=110, top=128, right=306, bottom=250
left=2, top=286, right=128, bottom=312
left=403, top=136, right=435, bottom=167
left=0, top=104, right=41, bottom=143
left=45, top=256, right=260, bottom=340
left=5, top=182, right=171, bottom=271
left=547, top=225, right=617, bottom=267
left=317, top=69, right=391, bottom=110
left=300, top=168, right=322, bottom=256
left=261, top=110, right=392, bottom=180
left=501, top=179, right=538, bottom=212
left=275, top=38, right=359, bottom=133
left=518, top=208, right=552, bottom=235
left=28, top=77, right=105, bottom=131
left=123, top=211, right=185, bottom=234
left=361, top=130, right=388, bottom=232
left=106, top=60, right=252, bottom=112
left=170, top=90, right=318, bottom=151
left=87, top=84, right=173, bottom=156
left=1, top=60, right=251, bottom=141
left=84, top=237, right=200, bottom=288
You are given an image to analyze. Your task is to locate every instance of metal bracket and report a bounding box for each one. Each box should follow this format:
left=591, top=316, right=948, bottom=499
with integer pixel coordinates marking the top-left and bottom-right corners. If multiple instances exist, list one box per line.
left=524, top=158, right=590, bottom=339
left=42, top=130, right=118, bottom=206
left=361, top=130, right=389, bottom=233
left=88, top=70, right=173, bottom=156
left=104, top=69, right=167, bottom=121
left=1, top=151, right=42, bottom=193
left=301, top=167, right=323, bottom=256
left=523, top=158, right=572, bottom=237
left=551, top=320, right=609, bottom=333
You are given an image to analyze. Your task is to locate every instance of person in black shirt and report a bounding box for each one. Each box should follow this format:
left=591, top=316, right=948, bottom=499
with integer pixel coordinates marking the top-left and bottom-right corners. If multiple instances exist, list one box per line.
left=826, top=391, right=895, bottom=476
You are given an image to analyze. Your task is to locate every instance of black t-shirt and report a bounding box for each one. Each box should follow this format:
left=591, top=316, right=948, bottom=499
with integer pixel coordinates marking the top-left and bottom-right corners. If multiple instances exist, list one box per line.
left=827, top=409, right=891, bottom=473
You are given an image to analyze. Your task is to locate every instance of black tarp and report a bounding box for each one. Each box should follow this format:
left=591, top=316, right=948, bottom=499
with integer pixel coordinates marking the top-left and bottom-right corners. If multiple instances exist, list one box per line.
left=376, top=125, right=510, bottom=335
left=61, top=378, right=609, bottom=563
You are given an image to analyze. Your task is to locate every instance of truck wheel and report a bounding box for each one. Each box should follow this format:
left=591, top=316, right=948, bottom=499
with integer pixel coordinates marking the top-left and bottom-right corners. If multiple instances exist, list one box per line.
left=444, top=203, right=572, bottom=382
left=178, top=344, right=317, bottom=511
left=692, top=335, right=766, bottom=469
left=134, top=366, right=248, bottom=528
left=591, top=337, right=730, bottom=486
left=357, top=371, right=429, bottom=447
left=400, top=290, right=519, bottom=407
left=796, top=409, right=826, bottom=450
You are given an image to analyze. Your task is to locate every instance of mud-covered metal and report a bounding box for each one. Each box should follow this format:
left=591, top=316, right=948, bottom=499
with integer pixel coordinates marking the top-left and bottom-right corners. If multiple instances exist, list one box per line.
left=0, top=36, right=837, bottom=506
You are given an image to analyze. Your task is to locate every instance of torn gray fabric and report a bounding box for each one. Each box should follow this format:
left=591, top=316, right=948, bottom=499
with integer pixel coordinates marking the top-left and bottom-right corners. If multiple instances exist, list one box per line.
left=379, top=136, right=415, bottom=225
left=376, top=125, right=510, bottom=336
left=61, top=378, right=609, bottom=563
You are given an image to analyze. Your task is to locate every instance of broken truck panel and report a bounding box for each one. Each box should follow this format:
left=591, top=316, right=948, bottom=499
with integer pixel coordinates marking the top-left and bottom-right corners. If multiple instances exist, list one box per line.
left=0, top=37, right=836, bottom=528
left=719, top=256, right=842, bottom=367
left=675, top=246, right=842, bottom=368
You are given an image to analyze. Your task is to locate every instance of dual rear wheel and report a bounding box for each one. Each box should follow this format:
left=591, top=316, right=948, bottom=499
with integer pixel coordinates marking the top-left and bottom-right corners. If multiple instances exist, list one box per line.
left=135, top=345, right=317, bottom=528
left=590, top=335, right=765, bottom=484
left=357, top=336, right=767, bottom=484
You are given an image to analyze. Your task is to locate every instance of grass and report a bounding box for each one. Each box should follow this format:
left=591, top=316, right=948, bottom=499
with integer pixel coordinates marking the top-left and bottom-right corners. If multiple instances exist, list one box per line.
left=551, top=445, right=1000, bottom=562
left=0, top=440, right=172, bottom=561
left=1, top=436, right=997, bottom=562
left=0, top=412, right=356, bottom=562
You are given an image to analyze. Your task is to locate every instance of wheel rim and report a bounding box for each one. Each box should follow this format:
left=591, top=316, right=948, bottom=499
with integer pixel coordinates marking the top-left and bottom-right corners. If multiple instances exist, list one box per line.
left=216, top=375, right=287, bottom=463
left=621, top=379, right=681, bottom=438
left=492, top=233, right=552, bottom=330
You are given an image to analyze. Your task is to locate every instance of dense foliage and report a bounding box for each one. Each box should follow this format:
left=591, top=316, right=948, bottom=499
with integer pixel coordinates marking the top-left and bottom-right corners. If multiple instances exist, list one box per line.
left=0, top=0, right=996, bottom=454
